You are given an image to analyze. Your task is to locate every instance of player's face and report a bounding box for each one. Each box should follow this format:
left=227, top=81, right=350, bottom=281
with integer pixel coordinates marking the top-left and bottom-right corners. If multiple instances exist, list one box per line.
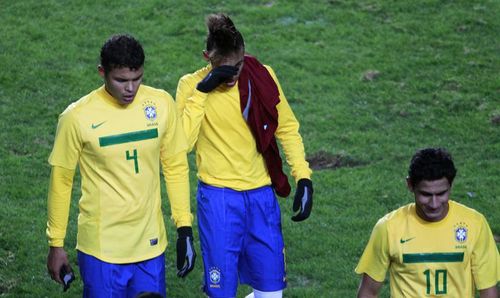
left=99, top=66, right=144, bottom=105
left=408, top=177, right=451, bottom=222
left=211, top=50, right=244, bottom=88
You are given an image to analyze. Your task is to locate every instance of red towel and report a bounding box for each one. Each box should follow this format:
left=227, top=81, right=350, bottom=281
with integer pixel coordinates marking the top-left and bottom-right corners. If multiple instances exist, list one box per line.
left=238, top=55, right=291, bottom=197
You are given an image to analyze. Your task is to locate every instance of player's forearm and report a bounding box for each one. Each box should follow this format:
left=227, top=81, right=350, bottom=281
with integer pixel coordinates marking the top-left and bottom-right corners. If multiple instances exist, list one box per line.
left=46, top=166, right=75, bottom=247
left=162, top=151, right=193, bottom=227
left=275, top=101, right=312, bottom=181
left=479, top=285, right=498, bottom=298
left=357, top=292, right=378, bottom=298
left=177, top=81, right=208, bottom=151
left=357, top=274, right=383, bottom=298
left=280, top=134, right=312, bottom=182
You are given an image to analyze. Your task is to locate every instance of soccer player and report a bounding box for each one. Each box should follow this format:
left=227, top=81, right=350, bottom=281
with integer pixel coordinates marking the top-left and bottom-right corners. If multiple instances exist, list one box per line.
left=175, top=13, right=313, bottom=298
left=46, top=34, right=196, bottom=297
left=355, top=148, right=499, bottom=298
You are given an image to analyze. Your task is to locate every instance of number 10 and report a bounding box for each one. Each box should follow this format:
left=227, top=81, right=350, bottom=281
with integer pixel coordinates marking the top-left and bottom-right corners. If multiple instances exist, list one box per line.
left=423, top=269, right=447, bottom=295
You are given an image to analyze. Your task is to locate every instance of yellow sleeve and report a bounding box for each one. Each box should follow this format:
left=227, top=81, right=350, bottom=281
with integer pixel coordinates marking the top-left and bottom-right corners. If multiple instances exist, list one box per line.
left=48, top=105, right=81, bottom=169
left=160, top=96, right=193, bottom=227
left=46, top=166, right=75, bottom=247
left=471, top=214, right=500, bottom=289
left=266, top=66, right=312, bottom=181
left=175, top=74, right=209, bottom=152
left=162, top=151, right=193, bottom=227
left=355, top=218, right=390, bottom=282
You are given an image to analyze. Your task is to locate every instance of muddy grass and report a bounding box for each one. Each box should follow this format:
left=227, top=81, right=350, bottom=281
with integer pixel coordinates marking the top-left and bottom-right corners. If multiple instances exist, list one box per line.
left=307, top=150, right=363, bottom=170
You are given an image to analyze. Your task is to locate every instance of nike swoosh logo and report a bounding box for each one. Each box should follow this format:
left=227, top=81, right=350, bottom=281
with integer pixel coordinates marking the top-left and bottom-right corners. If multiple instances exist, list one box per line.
left=400, top=237, right=415, bottom=244
left=91, top=121, right=106, bottom=129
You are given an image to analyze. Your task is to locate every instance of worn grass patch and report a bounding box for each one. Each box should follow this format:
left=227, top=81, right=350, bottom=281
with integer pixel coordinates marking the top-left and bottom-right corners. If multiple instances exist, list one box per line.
left=307, top=150, right=364, bottom=170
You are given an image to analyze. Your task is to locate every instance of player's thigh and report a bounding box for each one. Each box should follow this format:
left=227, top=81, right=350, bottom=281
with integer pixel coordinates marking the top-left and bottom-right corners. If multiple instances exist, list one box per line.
left=197, top=182, right=246, bottom=297
left=128, top=253, right=166, bottom=298
left=78, top=250, right=129, bottom=297
left=240, top=187, right=286, bottom=291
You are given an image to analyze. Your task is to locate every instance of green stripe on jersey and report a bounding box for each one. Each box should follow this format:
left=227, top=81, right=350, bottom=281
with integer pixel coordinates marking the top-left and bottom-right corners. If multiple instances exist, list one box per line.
left=403, top=252, right=464, bottom=263
left=99, top=128, right=158, bottom=147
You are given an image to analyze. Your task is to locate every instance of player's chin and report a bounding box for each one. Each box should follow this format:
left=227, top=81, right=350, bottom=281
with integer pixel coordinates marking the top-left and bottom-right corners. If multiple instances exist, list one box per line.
left=120, top=95, right=135, bottom=105
left=423, top=208, right=445, bottom=221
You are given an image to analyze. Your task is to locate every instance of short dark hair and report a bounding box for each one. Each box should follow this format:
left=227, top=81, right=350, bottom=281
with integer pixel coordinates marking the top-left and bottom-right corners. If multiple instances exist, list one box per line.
left=100, top=34, right=145, bottom=73
left=408, top=148, right=457, bottom=187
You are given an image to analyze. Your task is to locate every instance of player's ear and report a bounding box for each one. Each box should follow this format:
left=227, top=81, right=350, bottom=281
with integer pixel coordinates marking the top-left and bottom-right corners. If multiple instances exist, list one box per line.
left=202, top=50, right=210, bottom=61
left=97, top=65, right=105, bottom=77
left=406, top=176, right=414, bottom=192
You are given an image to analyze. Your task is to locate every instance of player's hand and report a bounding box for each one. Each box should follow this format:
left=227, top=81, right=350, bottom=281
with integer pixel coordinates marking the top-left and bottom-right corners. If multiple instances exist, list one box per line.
left=291, top=179, right=313, bottom=222
left=196, top=65, right=239, bottom=93
left=47, top=246, right=72, bottom=284
left=176, top=227, right=196, bottom=278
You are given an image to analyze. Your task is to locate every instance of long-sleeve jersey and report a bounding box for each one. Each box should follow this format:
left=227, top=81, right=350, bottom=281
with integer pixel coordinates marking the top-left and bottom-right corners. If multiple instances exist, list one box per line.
left=47, top=85, right=192, bottom=263
left=176, top=64, right=311, bottom=191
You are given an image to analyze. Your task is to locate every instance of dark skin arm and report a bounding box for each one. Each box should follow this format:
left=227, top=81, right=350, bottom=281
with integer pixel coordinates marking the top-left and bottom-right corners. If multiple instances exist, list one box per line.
left=479, top=285, right=498, bottom=298
left=357, top=273, right=383, bottom=298
left=47, top=246, right=72, bottom=283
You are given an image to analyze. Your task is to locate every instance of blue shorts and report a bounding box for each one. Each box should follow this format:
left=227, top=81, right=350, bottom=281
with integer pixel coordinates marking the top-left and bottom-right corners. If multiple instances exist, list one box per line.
left=77, top=251, right=166, bottom=298
left=197, top=182, right=286, bottom=298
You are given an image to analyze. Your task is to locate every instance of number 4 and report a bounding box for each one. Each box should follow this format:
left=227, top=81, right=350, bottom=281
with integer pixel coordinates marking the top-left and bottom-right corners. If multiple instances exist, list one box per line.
left=424, top=269, right=447, bottom=295
left=126, top=149, right=139, bottom=174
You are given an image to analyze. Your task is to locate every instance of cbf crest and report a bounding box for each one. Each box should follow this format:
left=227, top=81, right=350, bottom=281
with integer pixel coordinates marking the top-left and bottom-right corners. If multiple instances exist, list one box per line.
left=142, top=100, right=157, bottom=121
left=208, top=267, right=221, bottom=288
left=454, top=222, right=468, bottom=243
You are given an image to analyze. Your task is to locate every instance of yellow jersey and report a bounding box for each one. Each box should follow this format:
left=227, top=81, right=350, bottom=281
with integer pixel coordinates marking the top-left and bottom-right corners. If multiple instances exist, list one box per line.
left=175, top=64, right=311, bottom=190
left=355, top=200, right=499, bottom=297
left=47, top=85, right=192, bottom=263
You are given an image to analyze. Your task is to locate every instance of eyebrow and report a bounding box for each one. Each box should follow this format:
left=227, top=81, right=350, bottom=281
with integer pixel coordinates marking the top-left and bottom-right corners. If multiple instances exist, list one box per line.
left=115, top=73, right=143, bottom=81
left=132, top=73, right=143, bottom=80
left=420, top=189, right=449, bottom=196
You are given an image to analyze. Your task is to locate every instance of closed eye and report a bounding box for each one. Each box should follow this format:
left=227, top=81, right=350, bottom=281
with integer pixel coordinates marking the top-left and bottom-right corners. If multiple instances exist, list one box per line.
left=114, top=73, right=143, bottom=83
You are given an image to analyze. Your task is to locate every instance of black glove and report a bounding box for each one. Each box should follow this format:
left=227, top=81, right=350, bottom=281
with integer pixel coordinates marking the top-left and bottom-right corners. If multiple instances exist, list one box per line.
left=196, top=65, right=239, bottom=93
left=291, top=179, right=313, bottom=222
left=59, top=266, right=75, bottom=292
left=176, top=227, right=196, bottom=278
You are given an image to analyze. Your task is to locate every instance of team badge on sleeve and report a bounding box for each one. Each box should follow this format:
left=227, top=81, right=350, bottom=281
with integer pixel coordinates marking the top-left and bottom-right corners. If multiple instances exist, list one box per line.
left=454, top=222, right=468, bottom=243
left=143, top=100, right=157, bottom=121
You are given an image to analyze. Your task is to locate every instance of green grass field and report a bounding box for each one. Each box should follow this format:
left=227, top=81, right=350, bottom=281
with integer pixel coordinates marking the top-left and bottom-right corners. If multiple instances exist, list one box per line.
left=1, top=0, right=499, bottom=297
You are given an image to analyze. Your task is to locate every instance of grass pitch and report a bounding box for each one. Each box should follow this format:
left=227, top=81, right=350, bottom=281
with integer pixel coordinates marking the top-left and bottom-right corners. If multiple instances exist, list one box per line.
left=0, top=0, right=498, bottom=297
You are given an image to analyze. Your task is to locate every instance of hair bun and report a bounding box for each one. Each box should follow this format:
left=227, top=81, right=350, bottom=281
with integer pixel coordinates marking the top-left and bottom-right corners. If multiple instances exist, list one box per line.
left=205, top=13, right=244, bottom=56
